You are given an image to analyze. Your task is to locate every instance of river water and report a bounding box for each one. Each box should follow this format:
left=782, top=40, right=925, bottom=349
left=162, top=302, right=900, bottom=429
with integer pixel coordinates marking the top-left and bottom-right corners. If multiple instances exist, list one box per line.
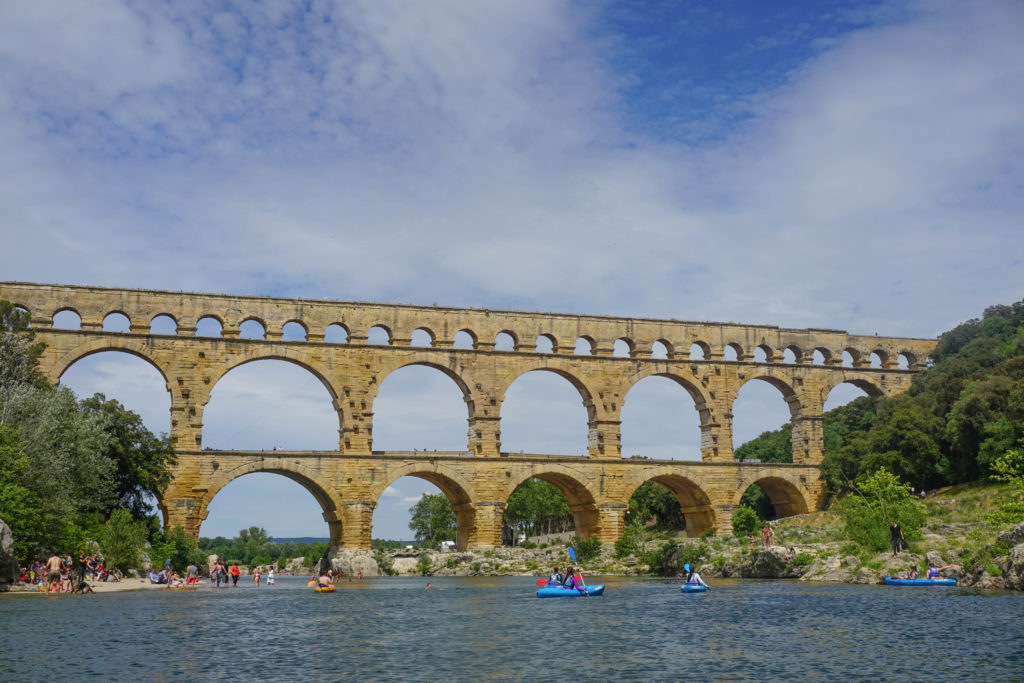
left=1, top=576, right=1021, bottom=681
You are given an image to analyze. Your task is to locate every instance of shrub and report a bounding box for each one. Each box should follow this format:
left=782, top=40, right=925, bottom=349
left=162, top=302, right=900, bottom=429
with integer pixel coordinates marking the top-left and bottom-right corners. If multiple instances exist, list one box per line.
left=700, top=527, right=716, bottom=539
left=731, top=506, right=760, bottom=537
left=571, top=536, right=602, bottom=563
left=416, top=554, right=432, bottom=575
left=99, top=508, right=146, bottom=572
left=518, top=541, right=537, bottom=549
left=641, top=542, right=674, bottom=575
left=833, top=469, right=924, bottom=552
left=614, top=526, right=641, bottom=559
left=470, top=562, right=482, bottom=573
left=373, top=549, right=394, bottom=576
left=675, top=541, right=709, bottom=571
left=791, top=553, right=814, bottom=567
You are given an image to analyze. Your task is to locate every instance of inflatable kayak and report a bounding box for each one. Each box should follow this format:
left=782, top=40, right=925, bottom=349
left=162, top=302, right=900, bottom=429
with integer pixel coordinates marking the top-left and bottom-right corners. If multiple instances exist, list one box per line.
left=537, top=584, right=604, bottom=598
left=313, top=585, right=336, bottom=593
left=681, top=583, right=708, bottom=593
left=884, top=577, right=956, bottom=586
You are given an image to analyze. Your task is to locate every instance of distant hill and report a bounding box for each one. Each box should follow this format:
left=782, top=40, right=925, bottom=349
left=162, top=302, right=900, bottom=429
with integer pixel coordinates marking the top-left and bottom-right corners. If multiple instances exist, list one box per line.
left=269, top=537, right=329, bottom=544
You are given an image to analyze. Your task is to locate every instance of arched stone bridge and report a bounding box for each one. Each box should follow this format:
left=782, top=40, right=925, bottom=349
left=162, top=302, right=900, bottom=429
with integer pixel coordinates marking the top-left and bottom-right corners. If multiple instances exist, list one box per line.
left=0, top=282, right=936, bottom=548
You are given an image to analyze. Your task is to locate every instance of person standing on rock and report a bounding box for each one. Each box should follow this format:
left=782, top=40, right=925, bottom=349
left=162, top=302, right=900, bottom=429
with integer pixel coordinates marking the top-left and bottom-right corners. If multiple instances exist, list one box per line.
left=890, top=521, right=905, bottom=557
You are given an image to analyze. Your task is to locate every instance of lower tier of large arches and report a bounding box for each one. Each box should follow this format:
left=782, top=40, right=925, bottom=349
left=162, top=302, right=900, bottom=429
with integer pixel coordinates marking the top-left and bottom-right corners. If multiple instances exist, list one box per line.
left=159, top=451, right=825, bottom=550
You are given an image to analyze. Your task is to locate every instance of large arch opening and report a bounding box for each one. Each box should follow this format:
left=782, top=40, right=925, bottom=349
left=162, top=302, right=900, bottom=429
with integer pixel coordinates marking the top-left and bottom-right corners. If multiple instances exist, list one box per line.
left=500, top=370, right=590, bottom=456
left=620, top=375, right=704, bottom=460
left=737, top=477, right=809, bottom=521
left=371, top=364, right=469, bottom=452
left=373, top=471, right=473, bottom=550
left=731, top=378, right=798, bottom=462
left=822, top=381, right=879, bottom=454
left=627, top=475, right=714, bottom=537
left=202, top=359, right=338, bottom=450
left=507, top=470, right=598, bottom=540
left=58, top=350, right=171, bottom=436
left=199, top=471, right=334, bottom=573
left=503, top=477, right=574, bottom=545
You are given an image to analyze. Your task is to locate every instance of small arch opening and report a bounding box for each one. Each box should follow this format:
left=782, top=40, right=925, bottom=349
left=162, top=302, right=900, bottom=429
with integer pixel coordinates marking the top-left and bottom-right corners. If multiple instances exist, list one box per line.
left=282, top=321, right=307, bottom=341
left=324, top=324, right=349, bottom=343
left=367, top=326, right=391, bottom=345
left=613, top=338, right=634, bottom=358
left=196, top=317, right=223, bottom=338
left=102, top=312, right=130, bottom=333
left=574, top=337, right=594, bottom=355
left=870, top=351, right=886, bottom=369
left=150, top=315, right=177, bottom=335
left=782, top=347, right=798, bottom=364
left=239, top=319, right=266, bottom=340
left=53, top=309, right=82, bottom=330
left=410, top=328, right=434, bottom=348
left=688, top=342, right=707, bottom=360
left=495, top=331, right=516, bottom=352
left=812, top=349, right=827, bottom=366
left=723, top=344, right=739, bottom=361
left=535, top=334, right=555, bottom=354
left=651, top=341, right=671, bottom=359
left=453, top=330, right=476, bottom=350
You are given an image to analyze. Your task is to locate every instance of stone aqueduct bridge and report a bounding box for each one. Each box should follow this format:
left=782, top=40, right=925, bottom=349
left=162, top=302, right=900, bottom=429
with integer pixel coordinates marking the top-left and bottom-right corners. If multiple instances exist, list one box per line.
left=1, top=282, right=936, bottom=550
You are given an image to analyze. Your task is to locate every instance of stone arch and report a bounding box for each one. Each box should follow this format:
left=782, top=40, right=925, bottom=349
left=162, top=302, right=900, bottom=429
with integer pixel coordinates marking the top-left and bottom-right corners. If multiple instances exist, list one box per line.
left=183, top=458, right=343, bottom=546
left=496, top=365, right=598, bottom=438
left=239, top=317, right=267, bottom=339
left=731, top=374, right=801, bottom=416
left=52, top=307, right=82, bottom=329
left=733, top=474, right=810, bottom=519
left=754, top=343, right=775, bottom=363
left=782, top=345, right=803, bottom=364
left=625, top=470, right=716, bottom=537
left=812, top=347, right=833, bottom=365
left=870, top=349, right=889, bottom=368
left=897, top=350, right=918, bottom=369
left=621, top=369, right=715, bottom=432
left=454, top=328, right=477, bottom=349
left=614, top=338, right=635, bottom=358
left=724, top=342, right=743, bottom=361
left=689, top=341, right=709, bottom=360
left=495, top=329, right=519, bottom=351
left=536, top=333, right=557, bottom=354
left=651, top=339, right=673, bottom=359
left=52, top=338, right=171, bottom=387
left=371, top=464, right=476, bottom=550
left=411, top=326, right=436, bottom=347
left=102, top=310, right=132, bottom=331
left=505, top=466, right=601, bottom=540
left=821, top=376, right=885, bottom=406
left=366, top=324, right=393, bottom=345
left=282, top=319, right=308, bottom=340
left=574, top=336, right=595, bottom=355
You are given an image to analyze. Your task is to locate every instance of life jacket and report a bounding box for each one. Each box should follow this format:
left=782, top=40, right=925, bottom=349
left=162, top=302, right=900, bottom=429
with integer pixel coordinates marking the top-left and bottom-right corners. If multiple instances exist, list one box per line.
left=927, top=567, right=939, bottom=578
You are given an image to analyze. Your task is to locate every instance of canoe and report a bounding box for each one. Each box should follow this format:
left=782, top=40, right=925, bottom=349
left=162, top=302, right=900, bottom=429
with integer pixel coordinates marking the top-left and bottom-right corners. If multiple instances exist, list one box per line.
left=883, top=577, right=956, bottom=586
left=680, top=583, right=708, bottom=593
left=537, top=584, right=604, bottom=598
left=314, top=585, right=336, bottom=593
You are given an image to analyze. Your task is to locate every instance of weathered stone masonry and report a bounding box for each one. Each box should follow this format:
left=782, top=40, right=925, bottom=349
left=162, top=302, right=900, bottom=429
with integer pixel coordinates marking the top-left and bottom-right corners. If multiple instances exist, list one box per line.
left=0, top=282, right=936, bottom=550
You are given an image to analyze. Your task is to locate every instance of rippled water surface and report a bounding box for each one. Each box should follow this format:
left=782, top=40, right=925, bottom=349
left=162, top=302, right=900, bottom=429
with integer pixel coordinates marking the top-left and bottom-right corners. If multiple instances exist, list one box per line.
left=2, top=576, right=1021, bottom=681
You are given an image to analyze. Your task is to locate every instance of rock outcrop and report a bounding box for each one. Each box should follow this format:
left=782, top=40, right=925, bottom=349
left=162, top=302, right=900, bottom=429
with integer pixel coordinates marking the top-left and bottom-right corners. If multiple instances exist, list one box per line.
left=0, top=517, right=19, bottom=592
left=997, top=521, right=1024, bottom=546
left=1000, top=543, right=1024, bottom=590
left=329, top=549, right=379, bottom=578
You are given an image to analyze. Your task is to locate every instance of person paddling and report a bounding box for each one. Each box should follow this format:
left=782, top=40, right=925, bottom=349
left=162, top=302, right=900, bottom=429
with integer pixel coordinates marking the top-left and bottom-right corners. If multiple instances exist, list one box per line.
left=683, top=563, right=709, bottom=589
left=563, top=566, right=588, bottom=595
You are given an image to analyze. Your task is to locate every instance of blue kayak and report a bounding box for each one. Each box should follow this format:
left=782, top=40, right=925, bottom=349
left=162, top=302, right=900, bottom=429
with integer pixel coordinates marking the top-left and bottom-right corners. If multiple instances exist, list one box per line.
left=884, top=577, right=956, bottom=586
left=537, top=584, right=605, bottom=598
left=681, top=583, right=708, bottom=593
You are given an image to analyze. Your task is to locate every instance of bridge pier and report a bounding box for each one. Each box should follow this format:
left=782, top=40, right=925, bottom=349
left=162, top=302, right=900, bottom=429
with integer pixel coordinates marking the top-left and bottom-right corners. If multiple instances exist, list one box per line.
left=339, top=500, right=375, bottom=550
left=462, top=502, right=505, bottom=549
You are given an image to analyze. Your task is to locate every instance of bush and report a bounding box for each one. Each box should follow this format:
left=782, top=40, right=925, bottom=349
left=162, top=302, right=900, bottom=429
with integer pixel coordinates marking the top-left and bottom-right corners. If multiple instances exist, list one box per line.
left=641, top=542, right=674, bottom=575
left=614, top=526, right=641, bottom=559
left=416, top=554, right=432, bottom=575
left=731, top=506, right=760, bottom=537
left=675, top=542, right=709, bottom=572
left=373, top=549, right=394, bottom=576
left=791, top=553, right=814, bottom=567
left=99, top=509, right=147, bottom=572
left=833, top=469, right=924, bottom=552
left=700, top=528, right=716, bottom=539
left=571, top=536, right=602, bottom=563
left=518, top=541, right=537, bottom=549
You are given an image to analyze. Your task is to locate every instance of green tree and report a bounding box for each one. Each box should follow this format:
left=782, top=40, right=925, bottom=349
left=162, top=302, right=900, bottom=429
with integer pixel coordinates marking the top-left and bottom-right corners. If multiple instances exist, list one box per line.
left=833, top=469, right=924, bottom=552
left=504, top=478, right=572, bottom=538
left=731, top=505, right=760, bottom=537
left=627, top=481, right=684, bottom=529
left=80, top=394, right=176, bottom=518
left=409, top=493, right=455, bottom=547
left=99, top=508, right=147, bottom=571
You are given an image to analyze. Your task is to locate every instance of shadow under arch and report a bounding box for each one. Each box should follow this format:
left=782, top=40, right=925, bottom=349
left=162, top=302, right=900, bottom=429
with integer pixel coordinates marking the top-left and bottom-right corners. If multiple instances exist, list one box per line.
left=505, top=466, right=601, bottom=540
left=165, top=458, right=343, bottom=547
left=625, top=471, right=716, bottom=537
left=734, top=474, right=810, bottom=519
left=371, top=464, right=476, bottom=550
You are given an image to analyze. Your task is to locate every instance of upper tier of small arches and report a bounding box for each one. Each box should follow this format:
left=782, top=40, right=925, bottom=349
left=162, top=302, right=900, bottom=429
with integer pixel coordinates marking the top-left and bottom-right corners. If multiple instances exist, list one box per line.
left=2, top=283, right=935, bottom=371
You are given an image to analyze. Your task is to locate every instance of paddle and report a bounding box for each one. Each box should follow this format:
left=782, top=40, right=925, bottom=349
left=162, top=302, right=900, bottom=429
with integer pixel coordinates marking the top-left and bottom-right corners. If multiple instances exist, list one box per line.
left=536, top=579, right=548, bottom=586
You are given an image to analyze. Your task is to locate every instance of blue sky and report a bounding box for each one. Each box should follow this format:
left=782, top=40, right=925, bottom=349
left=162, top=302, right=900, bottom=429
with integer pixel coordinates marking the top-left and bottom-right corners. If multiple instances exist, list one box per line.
left=3, top=0, right=1022, bottom=540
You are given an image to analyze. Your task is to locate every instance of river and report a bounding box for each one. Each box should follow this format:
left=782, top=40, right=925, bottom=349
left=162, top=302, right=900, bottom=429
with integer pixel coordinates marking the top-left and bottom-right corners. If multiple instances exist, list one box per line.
left=1, top=576, right=1021, bottom=681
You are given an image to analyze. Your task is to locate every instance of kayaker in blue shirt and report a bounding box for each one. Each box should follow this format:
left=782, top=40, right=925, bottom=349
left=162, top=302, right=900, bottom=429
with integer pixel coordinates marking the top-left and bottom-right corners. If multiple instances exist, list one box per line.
left=548, top=567, right=563, bottom=586
left=683, top=563, right=709, bottom=589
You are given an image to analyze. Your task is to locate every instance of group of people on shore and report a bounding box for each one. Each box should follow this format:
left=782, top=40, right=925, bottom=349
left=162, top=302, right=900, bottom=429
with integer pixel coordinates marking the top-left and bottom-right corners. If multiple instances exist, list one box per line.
left=21, top=552, right=124, bottom=592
